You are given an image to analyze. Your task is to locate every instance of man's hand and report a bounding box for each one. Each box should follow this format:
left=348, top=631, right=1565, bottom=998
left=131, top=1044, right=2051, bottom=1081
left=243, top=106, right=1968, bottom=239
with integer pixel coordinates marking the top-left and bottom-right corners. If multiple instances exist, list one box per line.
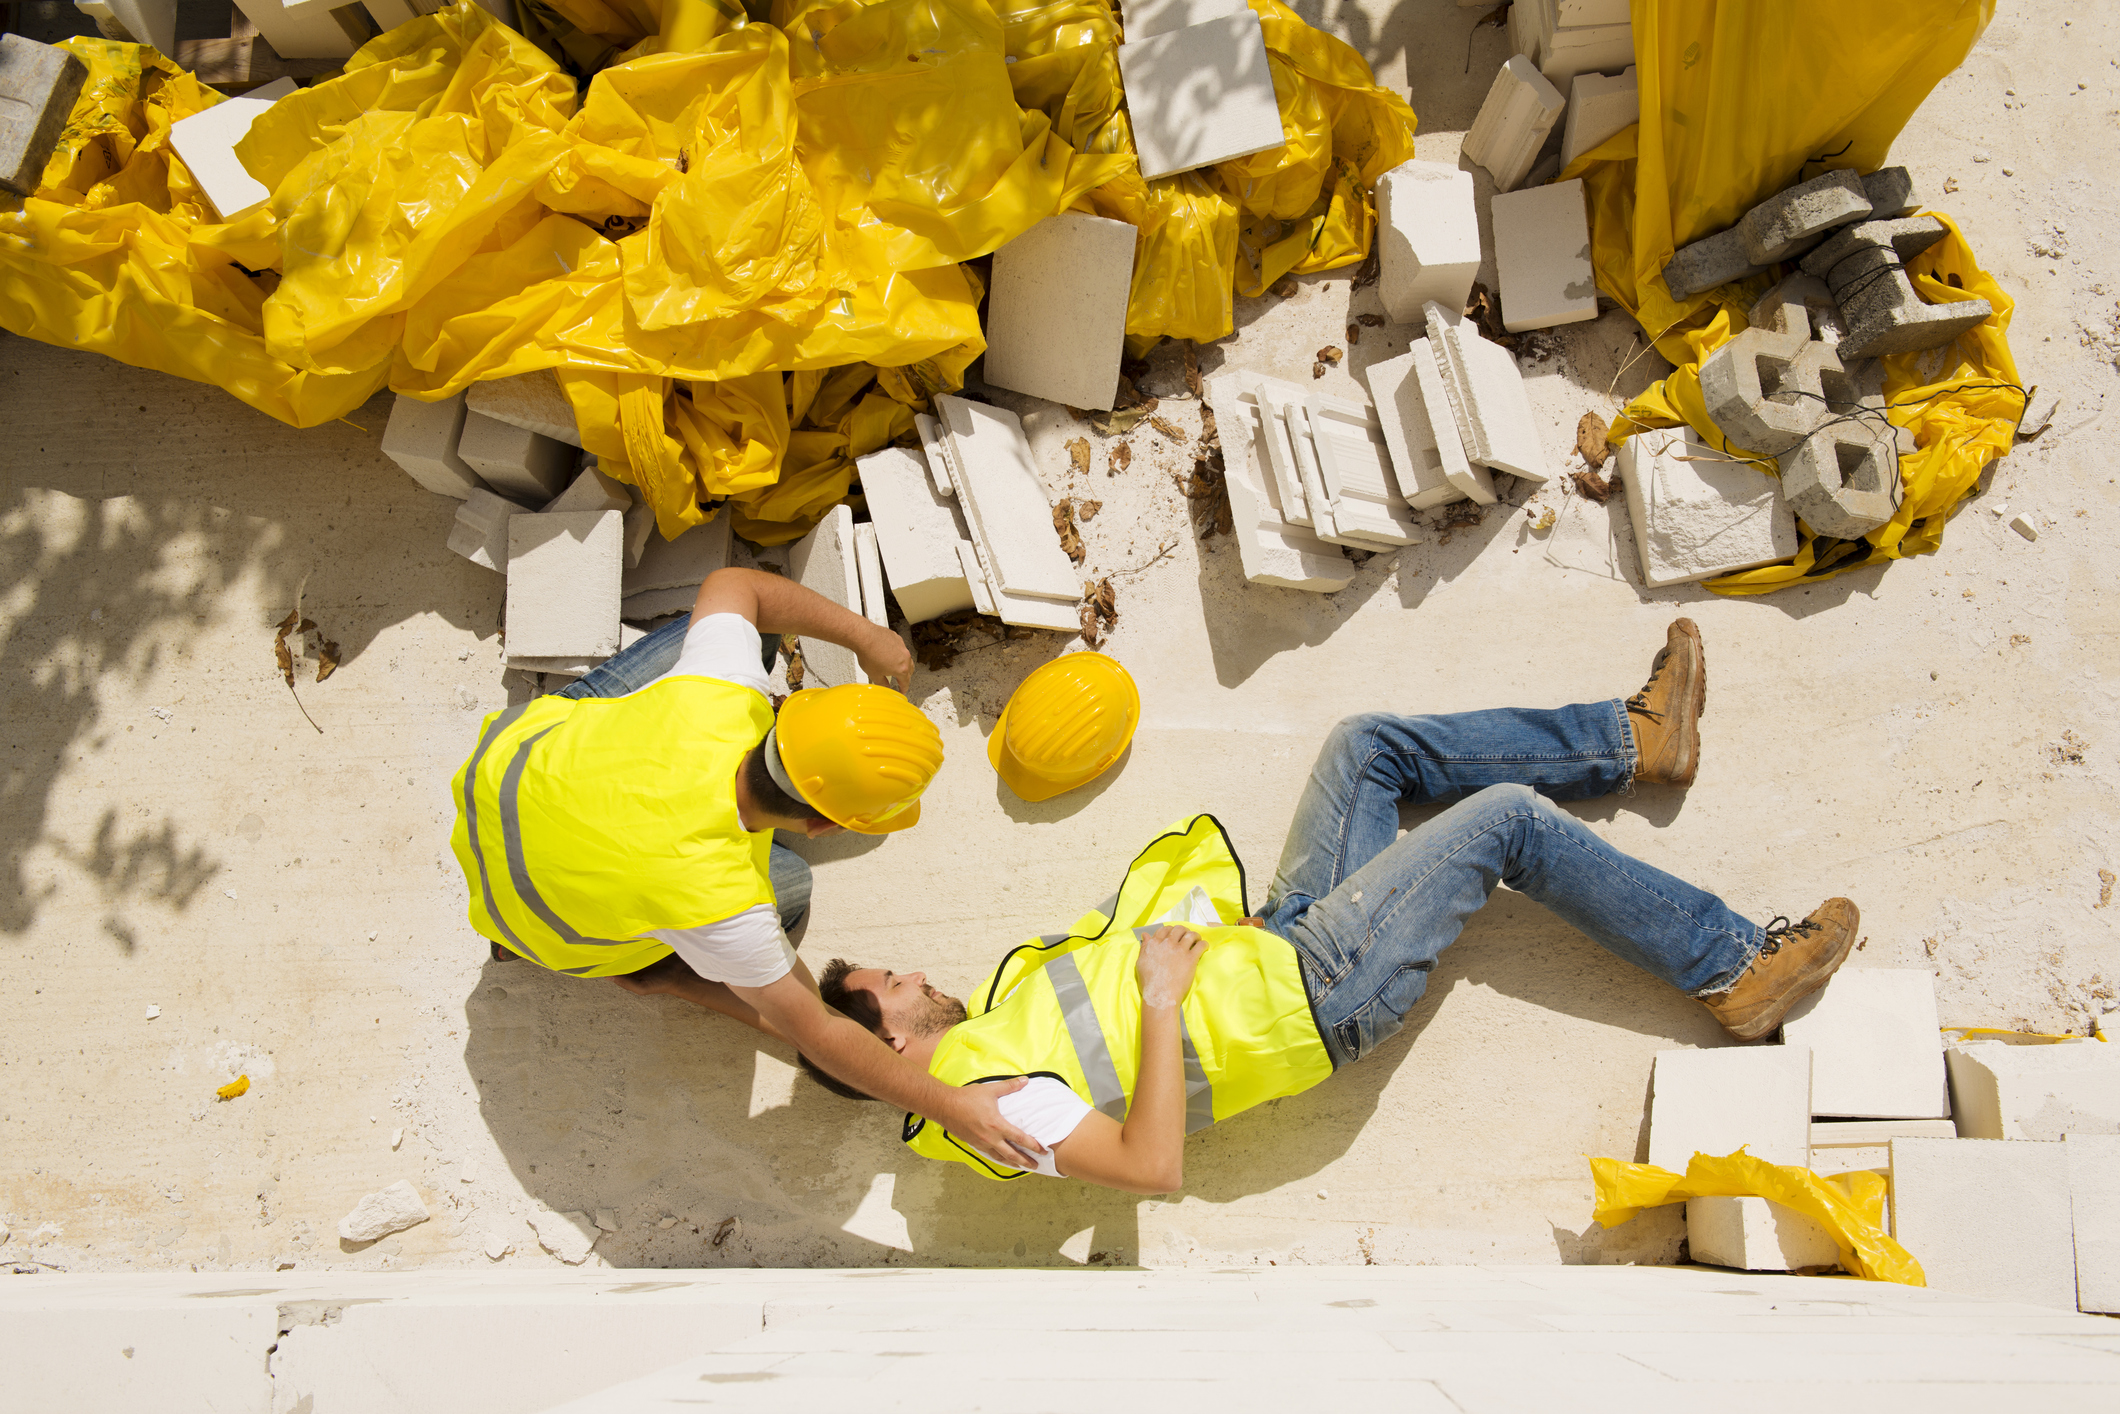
left=1136, top=924, right=1206, bottom=1009
left=857, top=632, right=915, bottom=694
left=943, top=1076, right=1044, bottom=1169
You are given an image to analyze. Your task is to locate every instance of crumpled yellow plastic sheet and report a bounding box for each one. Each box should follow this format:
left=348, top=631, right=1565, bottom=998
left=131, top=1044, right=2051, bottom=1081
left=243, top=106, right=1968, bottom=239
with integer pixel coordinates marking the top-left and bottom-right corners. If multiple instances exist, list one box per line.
left=1563, top=0, right=2018, bottom=595
left=1590, top=1149, right=1925, bottom=1286
left=0, top=0, right=1412, bottom=544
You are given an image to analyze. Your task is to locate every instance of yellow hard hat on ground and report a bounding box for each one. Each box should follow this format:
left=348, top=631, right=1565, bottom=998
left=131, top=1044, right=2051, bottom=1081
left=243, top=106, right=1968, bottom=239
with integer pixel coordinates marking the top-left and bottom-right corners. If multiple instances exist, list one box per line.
left=988, top=653, right=1140, bottom=802
left=772, top=684, right=944, bottom=834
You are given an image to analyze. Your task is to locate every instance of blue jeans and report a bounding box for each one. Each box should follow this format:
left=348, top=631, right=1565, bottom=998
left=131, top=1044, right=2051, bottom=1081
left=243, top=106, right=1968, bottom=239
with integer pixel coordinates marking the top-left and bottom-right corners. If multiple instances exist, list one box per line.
left=553, top=613, right=809, bottom=933
left=1261, top=706, right=1764, bottom=1070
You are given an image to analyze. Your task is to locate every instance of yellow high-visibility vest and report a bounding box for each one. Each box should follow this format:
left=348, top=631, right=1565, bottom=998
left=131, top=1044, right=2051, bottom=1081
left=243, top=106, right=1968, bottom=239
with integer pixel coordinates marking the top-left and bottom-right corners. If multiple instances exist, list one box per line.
left=449, top=677, right=776, bottom=977
left=904, top=814, right=1332, bottom=1178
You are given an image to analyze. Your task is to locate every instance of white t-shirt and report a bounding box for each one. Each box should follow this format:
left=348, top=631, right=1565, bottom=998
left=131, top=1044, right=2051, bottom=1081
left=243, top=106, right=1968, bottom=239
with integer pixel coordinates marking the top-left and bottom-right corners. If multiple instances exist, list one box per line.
left=636, top=612, right=791, bottom=991
left=988, top=1077, right=1096, bottom=1177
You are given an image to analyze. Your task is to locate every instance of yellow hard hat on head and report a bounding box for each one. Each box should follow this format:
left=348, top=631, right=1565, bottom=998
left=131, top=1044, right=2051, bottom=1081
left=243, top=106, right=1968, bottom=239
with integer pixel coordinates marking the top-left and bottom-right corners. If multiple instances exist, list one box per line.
left=988, top=653, right=1140, bottom=802
left=773, top=684, right=943, bottom=835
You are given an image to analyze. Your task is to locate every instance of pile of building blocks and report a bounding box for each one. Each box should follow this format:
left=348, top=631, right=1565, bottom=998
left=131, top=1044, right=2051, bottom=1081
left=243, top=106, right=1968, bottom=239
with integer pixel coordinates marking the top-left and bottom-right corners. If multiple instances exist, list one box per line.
left=982, top=214, right=1139, bottom=412
left=0, top=35, right=88, bottom=197
left=916, top=396, right=1083, bottom=631
left=1614, top=425, right=1799, bottom=587
left=1115, top=7, right=1286, bottom=181
left=1662, top=165, right=1930, bottom=300
left=1510, top=0, right=1632, bottom=95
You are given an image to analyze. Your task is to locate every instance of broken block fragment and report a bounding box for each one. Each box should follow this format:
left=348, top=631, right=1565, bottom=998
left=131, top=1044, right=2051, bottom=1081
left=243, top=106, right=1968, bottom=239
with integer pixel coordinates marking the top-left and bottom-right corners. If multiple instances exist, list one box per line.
left=1204, top=373, right=1355, bottom=593
left=1375, top=160, right=1480, bottom=325
left=1808, top=1117, right=1955, bottom=1177
left=1686, top=1196, right=1839, bottom=1272
left=1116, top=10, right=1285, bottom=181
left=1492, top=178, right=1597, bottom=332
left=504, top=511, right=622, bottom=665
left=445, top=487, right=527, bottom=573
left=466, top=369, right=584, bottom=449
left=1305, top=393, right=1419, bottom=547
left=1647, top=1045, right=1812, bottom=1173
left=166, top=76, right=298, bottom=222
left=0, top=35, right=89, bottom=197
left=1615, top=425, right=1796, bottom=587
left=930, top=396, right=1083, bottom=633
left=1737, top=168, right=1872, bottom=266
left=1745, top=273, right=1844, bottom=346
left=1365, top=349, right=1469, bottom=512
left=1462, top=54, right=1563, bottom=194
left=856, top=446, right=977, bottom=625
left=1800, top=217, right=1994, bottom=360
left=984, top=213, right=1138, bottom=412
left=336, top=1180, right=430, bottom=1244
left=1889, top=1137, right=2076, bottom=1309
left=457, top=411, right=575, bottom=504
left=787, top=504, right=867, bottom=686
left=1860, top=166, right=1918, bottom=219
left=1780, top=969, right=1949, bottom=1119
left=383, top=391, right=489, bottom=500
left=1558, top=65, right=1636, bottom=171
left=1423, top=301, right=1550, bottom=483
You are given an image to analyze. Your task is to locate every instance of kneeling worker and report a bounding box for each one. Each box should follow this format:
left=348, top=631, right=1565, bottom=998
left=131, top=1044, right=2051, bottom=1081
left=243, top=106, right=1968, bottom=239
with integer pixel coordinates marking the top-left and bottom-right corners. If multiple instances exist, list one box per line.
left=802, top=621, right=1860, bottom=1191
left=450, top=560, right=1047, bottom=1168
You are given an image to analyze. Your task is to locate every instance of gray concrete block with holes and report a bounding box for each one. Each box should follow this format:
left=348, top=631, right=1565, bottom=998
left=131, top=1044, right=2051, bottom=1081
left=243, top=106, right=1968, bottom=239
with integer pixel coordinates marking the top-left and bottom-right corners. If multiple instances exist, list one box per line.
left=1801, top=216, right=1994, bottom=360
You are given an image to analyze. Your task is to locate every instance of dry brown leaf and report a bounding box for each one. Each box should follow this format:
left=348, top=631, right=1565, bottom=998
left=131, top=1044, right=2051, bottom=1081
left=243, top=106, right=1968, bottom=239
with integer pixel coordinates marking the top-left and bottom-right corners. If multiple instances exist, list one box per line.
left=1197, top=404, right=1220, bottom=452
left=1064, top=405, right=1090, bottom=423
left=1350, top=245, right=1380, bottom=292
left=1570, top=469, right=1612, bottom=503
left=1346, top=322, right=1361, bottom=345
left=272, top=607, right=321, bottom=733
left=784, top=637, right=806, bottom=690
left=315, top=638, right=341, bottom=683
left=1077, top=499, right=1103, bottom=522
left=1087, top=576, right=1118, bottom=627
left=1053, top=499, right=1085, bottom=565
left=1463, top=282, right=1520, bottom=351
left=1576, top=412, right=1610, bottom=470
left=1316, top=345, right=1343, bottom=365
left=1478, top=1, right=1510, bottom=28
left=1182, top=341, right=1202, bottom=398
left=1110, top=442, right=1132, bottom=472
left=1147, top=415, right=1184, bottom=441
left=1942, top=175, right=1959, bottom=194
left=1079, top=599, right=1103, bottom=648
left=1356, top=313, right=1385, bottom=328
left=1092, top=398, right=1156, bottom=436
left=710, top=1216, right=738, bottom=1247
left=1271, top=276, right=1299, bottom=298
left=1113, top=375, right=1146, bottom=409
left=1311, top=361, right=1327, bottom=380
left=1065, top=437, right=1091, bottom=477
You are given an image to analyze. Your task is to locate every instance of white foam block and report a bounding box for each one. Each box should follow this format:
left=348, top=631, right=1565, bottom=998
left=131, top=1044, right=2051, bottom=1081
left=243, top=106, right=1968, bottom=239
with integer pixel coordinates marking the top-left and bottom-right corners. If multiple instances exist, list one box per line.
left=1616, top=426, right=1798, bottom=588
left=1205, top=374, right=1356, bottom=593
left=1945, top=1040, right=2120, bottom=1141
left=933, top=396, right=1078, bottom=601
left=457, top=412, right=575, bottom=503
left=624, top=514, right=732, bottom=598
left=1560, top=64, right=1637, bottom=170
left=1686, top=1196, right=1840, bottom=1273
left=984, top=214, right=1138, bottom=412
left=1411, top=337, right=1494, bottom=504
left=853, top=522, right=889, bottom=629
left=1364, top=350, right=1464, bottom=511
left=444, top=487, right=524, bottom=573
left=1492, top=179, right=1598, bottom=332
left=1780, top=969, right=1950, bottom=1119
left=1648, top=1046, right=1812, bottom=1173
left=1306, top=392, right=1419, bottom=546
left=1117, top=11, right=1286, bottom=181
left=2069, top=1133, right=2120, bottom=1313
left=620, top=586, right=699, bottom=621
left=1122, top=0, right=1243, bottom=40
left=1461, top=54, right=1563, bottom=193
left=382, top=390, right=487, bottom=499
left=466, top=369, right=584, bottom=449
left=505, top=511, right=622, bottom=662
left=856, top=445, right=976, bottom=624
left=787, top=505, right=867, bottom=687
left=167, top=77, right=298, bottom=222
left=1424, top=301, right=1549, bottom=483
left=1890, top=1137, right=2078, bottom=1310
left=1375, top=160, right=1481, bottom=325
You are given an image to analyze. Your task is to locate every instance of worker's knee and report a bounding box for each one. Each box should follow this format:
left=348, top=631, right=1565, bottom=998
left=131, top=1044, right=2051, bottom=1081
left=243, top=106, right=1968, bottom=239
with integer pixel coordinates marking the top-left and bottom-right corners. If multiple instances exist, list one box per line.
left=769, top=845, right=813, bottom=932
left=1463, top=781, right=1543, bottom=824
left=1320, top=712, right=1394, bottom=769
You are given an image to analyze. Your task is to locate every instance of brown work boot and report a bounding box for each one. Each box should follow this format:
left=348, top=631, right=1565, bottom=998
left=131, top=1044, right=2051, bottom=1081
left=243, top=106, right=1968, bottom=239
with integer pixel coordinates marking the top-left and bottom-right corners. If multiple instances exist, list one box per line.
left=1628, top=618, right=1706, bottom=786
left=1701, top=899, right=1860, bottom=1042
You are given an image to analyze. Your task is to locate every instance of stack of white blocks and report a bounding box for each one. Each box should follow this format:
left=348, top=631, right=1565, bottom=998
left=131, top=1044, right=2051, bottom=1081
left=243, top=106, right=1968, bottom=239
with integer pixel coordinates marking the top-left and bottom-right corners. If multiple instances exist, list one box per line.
left=1115, top=8, right=1286, bottom=181
left=166, top=77, right=298, bottom=223
left=1462, top=55, right=1564, bottom=194
left=1615, top=425, right=1799, bottom=587
left=918, top=396, right=1082, bottom=631
left=982, top=213, right=1138, bottom=413
left=1511, top=0, right=1633, bottom=95
left=1375, top=160, right=1481, bottom=326
left=1204, top=375, right=1356, bottom=594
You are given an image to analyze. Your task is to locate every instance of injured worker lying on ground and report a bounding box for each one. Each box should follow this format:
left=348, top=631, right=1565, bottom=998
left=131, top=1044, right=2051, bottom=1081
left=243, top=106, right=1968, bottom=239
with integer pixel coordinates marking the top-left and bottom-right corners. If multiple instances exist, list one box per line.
left=794, top=620, right=1863, bottom=1192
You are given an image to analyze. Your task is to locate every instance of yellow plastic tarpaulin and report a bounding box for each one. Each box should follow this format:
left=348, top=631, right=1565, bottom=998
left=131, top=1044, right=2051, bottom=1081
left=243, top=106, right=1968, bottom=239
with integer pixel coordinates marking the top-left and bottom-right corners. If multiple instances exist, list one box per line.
left=1590, top=1149, right=1925, bottom=1286
left=1566, top=0, right=2018, bottom=594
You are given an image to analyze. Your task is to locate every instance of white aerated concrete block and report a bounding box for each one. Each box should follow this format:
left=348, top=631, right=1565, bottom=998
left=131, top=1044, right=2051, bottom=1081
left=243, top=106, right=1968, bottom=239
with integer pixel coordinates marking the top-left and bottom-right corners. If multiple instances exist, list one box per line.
left=787, top=505, right=866, bottom=687
left=854, top=522, right=889, bottom=629
left=1462, top=55, right=1563, bottom=194
left=984, top=213, right=1138, bottom=412
left=1306, top=393, right=1419, bottom=546
left=166, top=77, right=297, bottom=222
left=1555, top=0, right=1627, bottom=25
left=1491, top=178, right=1597, bottom=332
left=1117, top=11, right=1286, bottom=181
left=1890, top=1137, right=2077, bottom=1310
left=1205, top=374, right=1355, bottom=593
left=383, top=391, right=489, bottom=500
left=1560, top=65, right=1637, bottom=170
left=1412, top=337, right=1494, bottom=504
left=1686, top=1196, right=1840, bottom=1272
left=466, top=369, right=584, bottom=448
left=933, top=396, right=1077, bottom=602
left=624, top=514, right=731, bottom=601
left=543, top=465, right=632, bottom=517
left=1616, top=426, right=1798, bottom=588
left=856, top=446, right=976, bottom=624
left=958, top=542, right=999, bottom=616
left=1780, top=969, right=1950, bottom=1119
left=622, top=502, right=655, bottom=569
left=1648, top=1046, right=1812, bottom=1173
left=458, top=412, right=575, bottom=503
left=1123, top=0, right=1243, bottom=40
left=445, top=487, right=526, bottom=573
left=1424, top=301, right=1550, bottom=483
left=1809, top=1118, right=1955, bottom=1175
left=2069, top=1133, right=2120, bottom=1313
left=230, top=0, right=356, bottom=60
left=1946, top=1040, right=2120, bottom=1141
left=505, top=511, right=622, bottom=664
left=1365, top=349, right=1465, bottom=511
left=1375, top=161, right=1480, bottom=325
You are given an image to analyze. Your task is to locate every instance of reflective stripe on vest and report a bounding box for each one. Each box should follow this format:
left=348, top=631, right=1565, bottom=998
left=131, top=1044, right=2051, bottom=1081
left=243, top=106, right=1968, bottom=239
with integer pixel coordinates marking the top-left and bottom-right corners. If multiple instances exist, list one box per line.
left=1045, top=952, right=1128, bottom=1121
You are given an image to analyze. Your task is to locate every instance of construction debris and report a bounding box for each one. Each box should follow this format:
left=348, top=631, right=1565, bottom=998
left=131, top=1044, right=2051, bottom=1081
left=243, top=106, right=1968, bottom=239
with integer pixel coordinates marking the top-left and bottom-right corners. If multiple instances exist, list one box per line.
left=1647, top=1045, right=1812, bottom=1172
left=1890, top=1137, right=2075, bottom=1308
left=1558, top=65, right=1637, bottom=171
left=1492, top=179, right=1597, bottom=331
left=1781, top=970, right=1949, bottom=1119
left=0, top=35, right=87, bottom=198
left=527, top=1208, right=597, bottom=1265
left=1203, top=374, right=1356, bottom=593
left=1424, top=300, right=1552, bottom=484
left=786, top=505, right=869, bottom=686
left=336, top=1180, right=430, bottom=1244
left=466, top=369, right=585, bottom=449
left=504, top=510, right=622, bottom=668
left=1511, top=0, right=1632, bottom=92
left=385, top=393, right=490, bottom=501
left=856, top=446, right=977, bottom=625
left=1614, top=426, right=1797, bottom=586
left=1463, top=54, right=1564, bottom=193
left=1377, top=160, right=1481, bottom=324
left=983, top=214, right=1139, bottom=411
left=921, top=396, right=1082, bottom=632
left=623, top=515, right=732, bottom=620
left=457, top=412, right=575, bottom=504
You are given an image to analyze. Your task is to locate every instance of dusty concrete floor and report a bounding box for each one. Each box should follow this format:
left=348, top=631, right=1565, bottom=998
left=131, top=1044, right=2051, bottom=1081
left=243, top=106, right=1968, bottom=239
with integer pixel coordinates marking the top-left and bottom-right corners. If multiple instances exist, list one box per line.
left=3, top=3, right=2116, bottom=1276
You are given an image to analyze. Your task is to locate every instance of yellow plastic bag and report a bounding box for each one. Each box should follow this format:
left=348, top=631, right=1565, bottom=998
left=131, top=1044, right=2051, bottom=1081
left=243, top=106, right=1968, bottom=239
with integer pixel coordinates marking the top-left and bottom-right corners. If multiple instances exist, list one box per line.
left=1568, top=0, right=2016, bottom=595
left=1590, top=1149, right=1925, bottom=1286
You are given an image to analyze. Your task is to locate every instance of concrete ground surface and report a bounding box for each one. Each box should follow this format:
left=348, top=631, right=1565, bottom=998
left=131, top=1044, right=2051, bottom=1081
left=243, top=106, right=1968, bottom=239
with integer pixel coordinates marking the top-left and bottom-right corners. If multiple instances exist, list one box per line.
left=4, top=1266, right=2115, bottom=1413
left=2, top=2, right=2116, bottom=1285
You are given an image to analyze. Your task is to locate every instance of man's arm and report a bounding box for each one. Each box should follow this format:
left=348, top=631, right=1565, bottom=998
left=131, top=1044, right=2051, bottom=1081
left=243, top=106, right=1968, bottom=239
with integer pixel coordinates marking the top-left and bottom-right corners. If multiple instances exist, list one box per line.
left=693, top=566, right=911, bottom=691
left=734, top=970, right=1046, bottom=1169
left=1044, top=925, right=1204, bottom=1194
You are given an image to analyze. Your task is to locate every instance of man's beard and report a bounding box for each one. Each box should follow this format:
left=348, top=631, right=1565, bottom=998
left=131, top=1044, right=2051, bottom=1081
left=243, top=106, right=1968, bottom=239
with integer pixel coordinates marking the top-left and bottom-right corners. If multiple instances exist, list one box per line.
left=906, top=984, right=967, bottom=1039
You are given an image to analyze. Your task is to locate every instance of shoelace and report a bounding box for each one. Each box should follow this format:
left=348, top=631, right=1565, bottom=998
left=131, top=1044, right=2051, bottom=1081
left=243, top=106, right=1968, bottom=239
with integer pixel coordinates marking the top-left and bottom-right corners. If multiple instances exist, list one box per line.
left=1758, top=915, right=1821, bottom=956
left=1626, top=651, right=1668, bottom=724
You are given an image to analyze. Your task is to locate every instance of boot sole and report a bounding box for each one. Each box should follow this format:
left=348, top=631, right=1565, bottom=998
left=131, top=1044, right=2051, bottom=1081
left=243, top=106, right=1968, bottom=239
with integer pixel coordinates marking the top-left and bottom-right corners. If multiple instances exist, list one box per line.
left=1661, top=619, right=1706, bottom=787
left=1721, top=902, right=1861, bottom=1042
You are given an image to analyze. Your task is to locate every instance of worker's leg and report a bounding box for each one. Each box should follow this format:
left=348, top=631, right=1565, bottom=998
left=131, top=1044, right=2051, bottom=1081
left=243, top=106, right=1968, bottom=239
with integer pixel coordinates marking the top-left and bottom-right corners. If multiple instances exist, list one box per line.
left=1273, top=782, right=1760, bottom=1068
left=1263, top=703, right=1634, bottom=917
left=770, top=842, right=812, bottom=934
left=555, top=613, right=784, bottom=699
